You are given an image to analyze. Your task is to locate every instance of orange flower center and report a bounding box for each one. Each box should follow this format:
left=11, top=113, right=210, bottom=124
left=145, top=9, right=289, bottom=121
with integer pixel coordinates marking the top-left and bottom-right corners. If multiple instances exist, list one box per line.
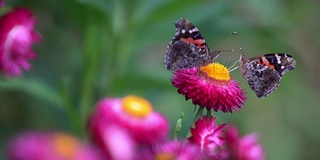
left=154, top=153, right=175, bottom=160
left=52, top=133, right=79, bottom=159
left=122, top=95, right=152, bottom=118
left=200, top=62, right=231, bottom=82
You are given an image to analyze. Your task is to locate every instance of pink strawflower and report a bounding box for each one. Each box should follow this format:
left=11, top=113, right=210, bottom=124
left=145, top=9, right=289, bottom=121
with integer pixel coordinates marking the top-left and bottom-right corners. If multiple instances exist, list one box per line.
left=188, top=116, right=226, bottom=159
left=224, top=126, right=265, bottom=160
left=142, top=141, right=204, bottom=160
left=88, top=95, right=169, bottom=147
left=171, top=62, right=246, bottom=112
left=0, top=8, right=41, bottom=77
left=92, top=124, right=137, bottom=160
left=6, top=132, right=102, bottom=160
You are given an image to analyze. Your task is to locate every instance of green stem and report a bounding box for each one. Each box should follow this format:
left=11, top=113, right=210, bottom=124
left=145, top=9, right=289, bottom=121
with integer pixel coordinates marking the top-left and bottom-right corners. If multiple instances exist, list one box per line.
left=186, top=107, right=204, bottom=139
left=194, top=107, right=204, bottom=123
left=206, top=109, right=212, bottom=121
left=79, top=24, right=101, bottom=122
left=60, top=79, right=84, bottom=136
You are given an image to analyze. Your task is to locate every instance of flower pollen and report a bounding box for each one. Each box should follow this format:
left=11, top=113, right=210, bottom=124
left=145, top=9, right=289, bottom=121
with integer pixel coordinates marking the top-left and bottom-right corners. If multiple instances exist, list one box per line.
left=122, top=95, right=152, bottom=118
left=200, top=63, right=230, bottom=82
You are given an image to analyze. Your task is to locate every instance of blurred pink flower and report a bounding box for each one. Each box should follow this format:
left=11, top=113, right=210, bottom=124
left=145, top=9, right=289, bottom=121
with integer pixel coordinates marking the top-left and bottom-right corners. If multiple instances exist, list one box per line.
left=224, top=126, right=265, bottom=160
left=188, top=116, right=226, bottom=159
left=171, top=63, right=246, bottom=112
left=142, top=141, right=204, bottom=160
left=88, top=95, right=169, bottom=157
left=94, top=124, right=137, bottom=160
left=6, top=132, right=102, bottom=160
left=0, top=0, right=4, bottom=7
left=0, top=8, right=41, bottom=77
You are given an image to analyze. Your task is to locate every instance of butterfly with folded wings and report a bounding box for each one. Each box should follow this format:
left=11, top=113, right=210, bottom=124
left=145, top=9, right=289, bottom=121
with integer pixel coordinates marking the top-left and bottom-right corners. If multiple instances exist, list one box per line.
left=239, top=53, right=296, bottom=98
left=164, top=18, right=220, bottom=70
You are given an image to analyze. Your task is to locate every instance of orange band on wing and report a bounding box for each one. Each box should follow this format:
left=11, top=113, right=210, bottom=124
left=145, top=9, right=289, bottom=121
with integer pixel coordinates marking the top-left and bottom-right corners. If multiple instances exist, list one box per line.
left=258, top=57, right=275, bottom=69
left=180, top=37, right=205, bottom=49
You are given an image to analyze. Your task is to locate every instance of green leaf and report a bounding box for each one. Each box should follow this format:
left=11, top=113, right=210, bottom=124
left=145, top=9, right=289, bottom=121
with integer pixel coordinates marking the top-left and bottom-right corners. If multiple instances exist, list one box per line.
left=0, top=78, right=63, bottom=109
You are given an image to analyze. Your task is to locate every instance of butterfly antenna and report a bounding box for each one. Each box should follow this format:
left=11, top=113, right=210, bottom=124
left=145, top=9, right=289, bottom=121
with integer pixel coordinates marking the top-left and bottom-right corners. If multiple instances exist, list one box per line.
left=217, top=49, right=233, bottom=53
left=216, top=32, right=246, bottom=54
left=233, top=32, right=247, bottom=55
left=219, top=32, right=239, bottom=49
left=215, top=32, right=238, bottom=53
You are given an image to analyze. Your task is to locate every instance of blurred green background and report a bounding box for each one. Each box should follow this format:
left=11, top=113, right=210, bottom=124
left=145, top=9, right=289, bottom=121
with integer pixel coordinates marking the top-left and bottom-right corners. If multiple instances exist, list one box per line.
left=1, top=0, right=319, bottom=159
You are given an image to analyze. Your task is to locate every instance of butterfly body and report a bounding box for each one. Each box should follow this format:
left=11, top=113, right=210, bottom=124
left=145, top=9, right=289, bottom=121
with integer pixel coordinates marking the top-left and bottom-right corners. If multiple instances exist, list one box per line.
left=239, top=53, right=296, bottom=98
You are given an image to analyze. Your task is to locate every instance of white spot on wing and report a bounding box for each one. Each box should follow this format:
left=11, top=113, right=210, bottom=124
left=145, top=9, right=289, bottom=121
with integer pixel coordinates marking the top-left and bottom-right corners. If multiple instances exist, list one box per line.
left=276, top=55, right=281, bottom=64
left=188, top=28, right=198, bottom=34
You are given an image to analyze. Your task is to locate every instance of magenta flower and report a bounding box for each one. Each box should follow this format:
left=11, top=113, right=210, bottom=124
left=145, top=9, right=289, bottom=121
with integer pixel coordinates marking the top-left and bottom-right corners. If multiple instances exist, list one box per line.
left=171, top=62, right=246, bottom=112
left=88, top=95, right=169, bottom=148
left=6, top=132, right=102, bottom=160
left=142, top=141, right=204, bottom=160
left=224, top=126, right=265, bottom=160
left=0, top=8, right=41, bottom=77
left=188, top=116, right=226, bottom=159
left=91, top=124, right=137, bottom=160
